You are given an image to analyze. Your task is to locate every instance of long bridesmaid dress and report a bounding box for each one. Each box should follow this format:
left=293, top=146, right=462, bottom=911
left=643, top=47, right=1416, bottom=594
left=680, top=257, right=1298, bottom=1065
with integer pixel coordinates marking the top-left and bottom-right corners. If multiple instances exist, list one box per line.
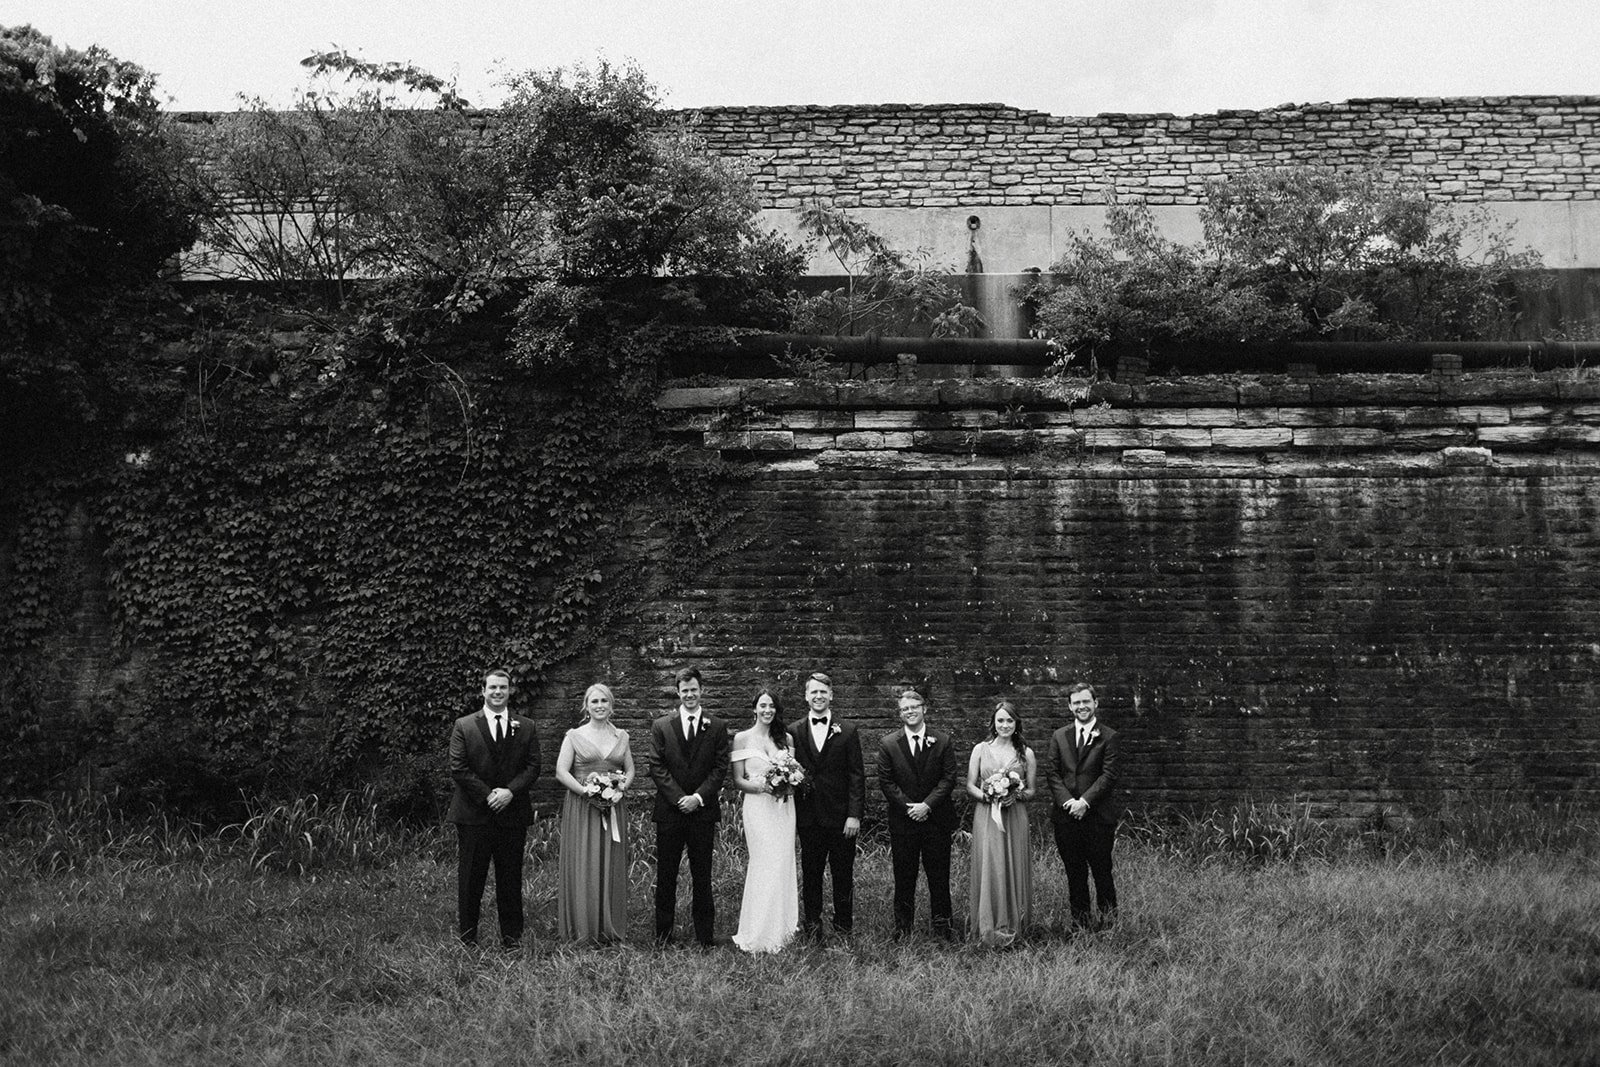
left=969, top=742, right=1033, bottom=947
left=558, top=729, right=630, bottom=943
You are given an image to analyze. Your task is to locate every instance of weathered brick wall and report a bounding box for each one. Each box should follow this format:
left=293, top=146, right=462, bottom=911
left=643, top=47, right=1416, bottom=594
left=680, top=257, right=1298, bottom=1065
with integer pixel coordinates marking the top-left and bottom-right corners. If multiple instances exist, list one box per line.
left=530, top=371, right=1600, bottom=821
left=684, top=97, right=1600, bottom=207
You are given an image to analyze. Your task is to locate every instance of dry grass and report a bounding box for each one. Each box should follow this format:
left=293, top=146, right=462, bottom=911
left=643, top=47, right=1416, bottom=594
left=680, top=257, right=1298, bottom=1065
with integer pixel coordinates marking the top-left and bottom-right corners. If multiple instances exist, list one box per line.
left=2, top=798, right=1597, bottom=1066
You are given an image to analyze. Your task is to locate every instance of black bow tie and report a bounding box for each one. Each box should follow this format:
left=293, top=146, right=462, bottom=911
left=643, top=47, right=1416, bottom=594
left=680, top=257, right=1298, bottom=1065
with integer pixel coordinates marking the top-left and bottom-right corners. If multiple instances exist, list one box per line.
left=812, top=718, right=828, bottom=725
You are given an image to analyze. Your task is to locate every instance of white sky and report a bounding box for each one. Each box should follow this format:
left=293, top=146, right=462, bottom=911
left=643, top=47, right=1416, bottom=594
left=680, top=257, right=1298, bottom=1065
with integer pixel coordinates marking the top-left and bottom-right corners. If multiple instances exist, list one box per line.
left=10, top=0, right=1598, bottom=116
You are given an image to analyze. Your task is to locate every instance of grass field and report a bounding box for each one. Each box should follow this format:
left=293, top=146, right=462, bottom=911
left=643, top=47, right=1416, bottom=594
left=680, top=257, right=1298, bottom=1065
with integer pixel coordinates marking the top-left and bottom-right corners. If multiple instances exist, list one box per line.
left=3, top=796, right=1597, bottom=1066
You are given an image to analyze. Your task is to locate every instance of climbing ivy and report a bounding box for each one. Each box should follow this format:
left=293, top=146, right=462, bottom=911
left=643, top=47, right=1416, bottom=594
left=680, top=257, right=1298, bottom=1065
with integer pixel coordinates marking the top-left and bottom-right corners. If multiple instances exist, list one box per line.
left=0, top=296, right=733, bottom=820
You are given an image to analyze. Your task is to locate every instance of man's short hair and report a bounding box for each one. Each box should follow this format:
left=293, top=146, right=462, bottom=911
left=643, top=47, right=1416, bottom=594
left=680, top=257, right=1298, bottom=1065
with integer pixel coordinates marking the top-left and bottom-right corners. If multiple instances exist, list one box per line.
left=898, top=686, right=925, bottom=706
left=675, top=667, right=703, bottom=687
left=806, top=672, right=832, bottom=688
left=484, top=667, right=512, bottom=685
left=1067, top=680, right=1096, bottom=700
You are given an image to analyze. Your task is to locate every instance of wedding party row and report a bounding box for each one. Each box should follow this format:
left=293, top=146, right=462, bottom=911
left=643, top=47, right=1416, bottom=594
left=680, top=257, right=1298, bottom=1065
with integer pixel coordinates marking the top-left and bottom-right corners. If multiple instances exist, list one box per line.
left=447, top=668, right=1122, bottom=950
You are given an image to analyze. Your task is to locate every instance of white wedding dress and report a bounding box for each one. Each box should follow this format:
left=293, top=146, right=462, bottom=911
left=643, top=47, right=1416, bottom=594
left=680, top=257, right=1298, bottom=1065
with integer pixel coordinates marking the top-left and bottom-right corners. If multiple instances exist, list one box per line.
left=730, top=746, right=800, bottom=953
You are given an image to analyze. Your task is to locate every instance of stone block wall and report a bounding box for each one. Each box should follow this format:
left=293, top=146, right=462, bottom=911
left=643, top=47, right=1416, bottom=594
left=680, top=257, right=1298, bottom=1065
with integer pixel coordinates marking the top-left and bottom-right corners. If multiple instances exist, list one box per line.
left=684, top=97, right=1600, bottom=208
left=527, top=370, right=1600, bottom=822
left=178, top=94, right=1600, bottom=210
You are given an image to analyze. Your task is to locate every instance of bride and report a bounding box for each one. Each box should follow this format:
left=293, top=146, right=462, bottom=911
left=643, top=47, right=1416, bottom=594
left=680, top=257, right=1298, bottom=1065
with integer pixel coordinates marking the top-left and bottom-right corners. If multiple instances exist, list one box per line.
left=730, top=688, right=800, bottom=952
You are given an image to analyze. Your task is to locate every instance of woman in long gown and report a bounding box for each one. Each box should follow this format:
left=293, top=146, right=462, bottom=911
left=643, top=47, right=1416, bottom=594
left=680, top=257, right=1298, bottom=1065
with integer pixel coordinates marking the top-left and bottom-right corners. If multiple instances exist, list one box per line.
left=966, top=699, right=1036, bottom=947
left=555, top=682, right=635, bottom=943
left=730, top=688, right=800, bottom=953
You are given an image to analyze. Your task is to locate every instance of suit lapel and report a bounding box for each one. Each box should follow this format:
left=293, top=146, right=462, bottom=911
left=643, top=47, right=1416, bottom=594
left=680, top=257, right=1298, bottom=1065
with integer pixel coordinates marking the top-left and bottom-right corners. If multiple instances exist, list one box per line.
left=802, top=719, right=825, bottom=762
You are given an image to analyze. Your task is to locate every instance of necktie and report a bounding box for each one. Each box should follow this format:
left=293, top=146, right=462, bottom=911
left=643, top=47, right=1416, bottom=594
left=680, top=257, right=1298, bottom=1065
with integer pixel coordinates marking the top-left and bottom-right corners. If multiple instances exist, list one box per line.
left=494, top=715, right=504, bottom=743
left=1077, top=728, right=1088, bottom=751
left=911, top=735, right=922, bottom=756
left=685, top=716, right=697, bottom=741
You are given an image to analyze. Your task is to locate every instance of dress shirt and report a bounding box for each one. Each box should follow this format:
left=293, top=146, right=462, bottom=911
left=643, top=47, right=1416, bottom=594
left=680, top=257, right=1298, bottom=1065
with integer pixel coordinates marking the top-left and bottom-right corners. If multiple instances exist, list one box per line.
left=810, top=714, right=831, bottom=751
left=1076, top=718, right=1097, bottom=750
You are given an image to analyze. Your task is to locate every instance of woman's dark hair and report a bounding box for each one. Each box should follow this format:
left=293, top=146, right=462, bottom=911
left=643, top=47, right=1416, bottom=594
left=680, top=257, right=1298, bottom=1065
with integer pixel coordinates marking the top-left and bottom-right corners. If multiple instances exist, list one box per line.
left=752, top=689, right=789, bottom=749
left=989, top=699, right=1028, bottom=758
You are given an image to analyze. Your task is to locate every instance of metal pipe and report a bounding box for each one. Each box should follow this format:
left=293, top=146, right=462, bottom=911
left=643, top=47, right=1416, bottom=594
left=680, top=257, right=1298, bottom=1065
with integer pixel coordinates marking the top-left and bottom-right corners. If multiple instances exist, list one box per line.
left=690, top=334, right=1600, bottom=371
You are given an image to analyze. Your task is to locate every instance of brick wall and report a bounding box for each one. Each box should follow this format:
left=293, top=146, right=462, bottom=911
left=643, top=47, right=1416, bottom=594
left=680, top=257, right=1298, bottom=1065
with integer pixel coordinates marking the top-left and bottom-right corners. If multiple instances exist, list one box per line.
left=528, top=371, right=1600, bottom=821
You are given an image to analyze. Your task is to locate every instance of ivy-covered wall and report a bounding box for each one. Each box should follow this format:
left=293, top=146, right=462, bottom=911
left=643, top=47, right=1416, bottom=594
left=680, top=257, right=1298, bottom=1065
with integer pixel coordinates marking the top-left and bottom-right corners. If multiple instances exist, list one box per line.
left=0, top=302, right=732, bottom=817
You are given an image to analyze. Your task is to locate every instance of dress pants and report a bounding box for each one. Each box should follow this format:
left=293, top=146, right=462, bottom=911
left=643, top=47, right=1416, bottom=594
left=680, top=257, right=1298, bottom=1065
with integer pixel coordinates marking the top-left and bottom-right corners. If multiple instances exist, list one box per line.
left=655, top=818, right=717, bottom=944
left=1052, top=816, right=1117, bottom=926
left=798, top=822, right=857, bottom=934
left=889, top=827, right=953, bottom=935
left=457, top=822, right=527, bottom=946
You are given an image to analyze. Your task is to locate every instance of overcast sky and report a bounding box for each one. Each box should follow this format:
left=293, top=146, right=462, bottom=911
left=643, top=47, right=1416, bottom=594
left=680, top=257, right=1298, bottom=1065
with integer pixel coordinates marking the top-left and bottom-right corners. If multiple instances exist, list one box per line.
left=12, top=0, right=1599, bottom=116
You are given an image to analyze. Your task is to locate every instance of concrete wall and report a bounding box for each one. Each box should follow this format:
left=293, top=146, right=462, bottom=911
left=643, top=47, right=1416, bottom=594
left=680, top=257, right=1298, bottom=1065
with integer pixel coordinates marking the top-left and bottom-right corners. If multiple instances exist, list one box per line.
left=687, top=96, right=1600, bottom=274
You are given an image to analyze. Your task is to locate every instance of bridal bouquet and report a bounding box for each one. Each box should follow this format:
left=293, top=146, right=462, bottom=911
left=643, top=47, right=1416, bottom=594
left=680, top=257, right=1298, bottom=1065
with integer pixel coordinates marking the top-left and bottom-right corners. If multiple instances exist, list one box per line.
left=762, top=752, right=807, bottom=801
left=583, top=770, right=628, bottom=843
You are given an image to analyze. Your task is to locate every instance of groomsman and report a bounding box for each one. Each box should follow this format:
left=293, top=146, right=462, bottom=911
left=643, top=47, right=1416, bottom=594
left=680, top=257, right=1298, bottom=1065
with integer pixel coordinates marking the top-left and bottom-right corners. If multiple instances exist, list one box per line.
left=649, top=667, right=731, bottom=947
left=790, top=672, right=865, bottom=939
left=1047, top=681, right=1122, bottom=930
left=875, top=685, right=958, bottom=939
left=447, top=667, right=541, bottom=949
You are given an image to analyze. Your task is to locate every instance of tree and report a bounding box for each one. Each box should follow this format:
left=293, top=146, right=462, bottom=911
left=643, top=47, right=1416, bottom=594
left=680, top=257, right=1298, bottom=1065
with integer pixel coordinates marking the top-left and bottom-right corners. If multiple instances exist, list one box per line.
left=498, top=60, right=805, bottom=379
left=0, top=24, right=200, bottom=347
left=1029, top=166, right=1544, bottom=361
left=789, top=201, right=984, bottom=338
left=0, top=26, right=204, bottom=476
left=194, top=50, right=541, bottom=321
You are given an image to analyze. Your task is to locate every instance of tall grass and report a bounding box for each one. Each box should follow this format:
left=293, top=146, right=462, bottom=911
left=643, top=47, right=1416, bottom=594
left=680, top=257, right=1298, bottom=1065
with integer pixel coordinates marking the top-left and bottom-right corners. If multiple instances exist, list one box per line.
left=3, top=794, right=1597, bottom=1066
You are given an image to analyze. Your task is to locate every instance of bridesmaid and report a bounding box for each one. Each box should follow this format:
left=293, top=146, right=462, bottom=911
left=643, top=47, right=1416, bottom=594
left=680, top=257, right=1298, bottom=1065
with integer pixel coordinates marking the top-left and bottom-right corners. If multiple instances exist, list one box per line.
left=555, top=683, right=635, bottom=943
left=965, top=699, right=1036, bottom=947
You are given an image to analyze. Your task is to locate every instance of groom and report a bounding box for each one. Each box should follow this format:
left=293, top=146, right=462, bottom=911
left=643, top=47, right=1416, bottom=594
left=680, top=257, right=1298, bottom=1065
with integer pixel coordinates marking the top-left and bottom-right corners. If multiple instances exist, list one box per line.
left=789, top=671, right=865, bottom=939
left=875, top=685, right=958, bottom=939
left=649, top=667, right=731, bottom=947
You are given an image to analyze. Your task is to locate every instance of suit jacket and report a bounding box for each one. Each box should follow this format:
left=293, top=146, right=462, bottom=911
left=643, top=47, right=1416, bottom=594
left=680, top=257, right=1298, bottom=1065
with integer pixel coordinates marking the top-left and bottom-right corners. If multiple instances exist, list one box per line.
left=447, top=710, right=540, bottom=826
left=875, top=728, right=958, bottom=834
left=788, top=716, right=866, bottom=830
left=1046, top=721, right=1122, bottom=826
left=649, top=711, right=731, bottom=823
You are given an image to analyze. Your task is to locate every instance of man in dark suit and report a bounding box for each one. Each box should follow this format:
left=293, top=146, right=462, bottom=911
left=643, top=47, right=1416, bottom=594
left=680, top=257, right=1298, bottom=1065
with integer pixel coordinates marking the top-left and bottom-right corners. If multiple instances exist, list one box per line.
left=1047, top=680, right=1122, bottom=930
left=789, top=671, right=866, bottom=939
left=875, top=685, right=959, bottom=940
left=447, top=667, right=541, bottom=949
left=649, top=667, right=731, bottom=947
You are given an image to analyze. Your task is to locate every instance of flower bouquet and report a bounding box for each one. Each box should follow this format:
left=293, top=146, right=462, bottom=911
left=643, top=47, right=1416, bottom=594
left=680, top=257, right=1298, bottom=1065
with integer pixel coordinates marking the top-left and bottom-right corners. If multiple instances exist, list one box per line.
left=980, top=768, right=1025, bottom=829
left=762, top=752, right=808, bottom=801
left=583, top=770, right=628, bottom=842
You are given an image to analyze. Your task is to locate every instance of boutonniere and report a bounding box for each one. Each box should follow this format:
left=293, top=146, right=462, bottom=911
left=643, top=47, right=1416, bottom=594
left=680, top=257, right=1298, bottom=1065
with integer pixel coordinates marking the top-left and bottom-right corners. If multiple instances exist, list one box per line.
left=830, top=723, right=841, bottom=737
left=509, top=719, right=520, bottom=737
left=1089, top=728, right=1100, bottom=743
left=924, top=736, right=935, bottom=747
